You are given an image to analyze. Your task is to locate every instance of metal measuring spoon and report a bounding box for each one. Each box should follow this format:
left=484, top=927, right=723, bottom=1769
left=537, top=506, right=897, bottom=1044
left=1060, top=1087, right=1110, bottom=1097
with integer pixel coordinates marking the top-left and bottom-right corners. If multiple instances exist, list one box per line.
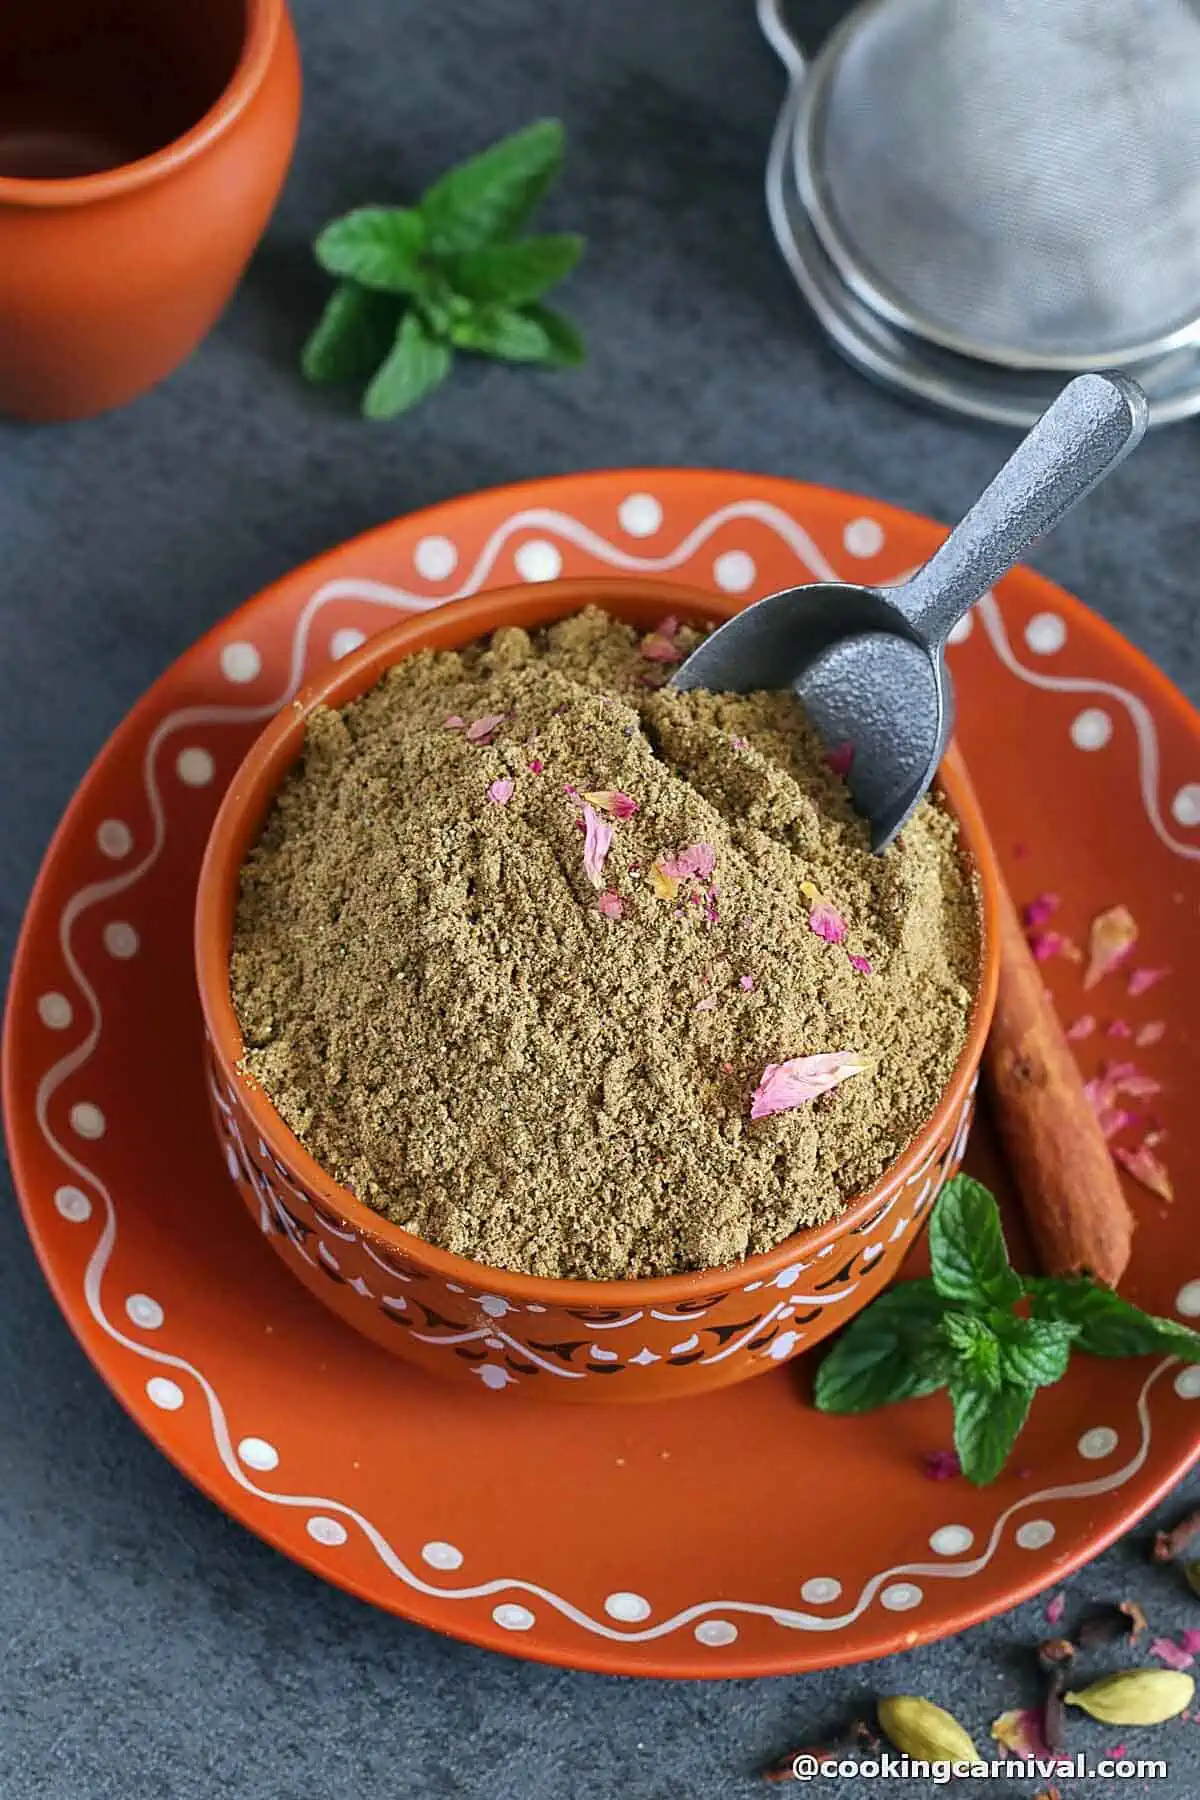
left=671, top=372, right=1148, bottom=849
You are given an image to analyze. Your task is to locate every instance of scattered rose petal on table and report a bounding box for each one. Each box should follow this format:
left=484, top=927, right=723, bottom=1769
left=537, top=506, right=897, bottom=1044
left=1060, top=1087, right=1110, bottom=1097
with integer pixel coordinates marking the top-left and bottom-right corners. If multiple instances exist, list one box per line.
left=1045, top=1591, right=1067, bottom=1626
left=1150, top=1638, right=1196, bottom=1671
left=750, top=1051, right=867, bottom=1120
left=1084, top=903, right=1138, bottom=989
left=809, top=902, right=848, bottom=944
left=1066, top=1014, right=1097, bottom=1041
left=992, top=1709, right=1053, bottom=1759
left=923, top=1450, right=962, bottom=1481
left=1022, top=892, right=1061, bottom=929
left=1180, top=1631, right=1200, bottom=1656
left=1028, top=929, right=1079, bottom=963
left=1128, top=966, right=1171, bottom=997
left=1113, top=1143, right=1174, bottom=1202
left=1135, top=1020, right=1166, bottom=1047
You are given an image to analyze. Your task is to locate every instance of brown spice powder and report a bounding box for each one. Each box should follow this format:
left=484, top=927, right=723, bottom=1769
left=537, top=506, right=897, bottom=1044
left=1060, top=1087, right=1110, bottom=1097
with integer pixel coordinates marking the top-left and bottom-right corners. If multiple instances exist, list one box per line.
left=230, top=606, right=979, bottom=1280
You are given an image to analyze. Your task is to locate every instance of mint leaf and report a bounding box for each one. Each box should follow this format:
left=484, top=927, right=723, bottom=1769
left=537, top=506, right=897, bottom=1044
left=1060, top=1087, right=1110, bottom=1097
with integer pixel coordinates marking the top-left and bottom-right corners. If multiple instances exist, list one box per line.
left=523, top=303, right=586, bottom=367
left=1028, top=1278, right=1200, bottom=1362
left=951, top=1378, right=1035, bottom=1485
left=941, top=1312, right=1002, bottom=1391
left=449, top=306, right=558, bottom=363
left=362, top=313, right=452, bottom=420
left=814, top=1280, right=953, bottom=1414
left=302, top=283, right=400, bottom=383
left=315, top=208, right=427, bottom=294
left=445, top=234, right=584, bottom=305
left=420, top=119, right=564, bottom=255
left=994, top=1314, right=1078, bottom=1388
left=929, top=1175, right=1022, bottom=1311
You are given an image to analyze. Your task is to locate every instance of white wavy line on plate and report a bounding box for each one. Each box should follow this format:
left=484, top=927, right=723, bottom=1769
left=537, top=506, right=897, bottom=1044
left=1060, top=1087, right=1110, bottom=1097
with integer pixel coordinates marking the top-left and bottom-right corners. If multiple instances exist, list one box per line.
left=975, top=592, right=1198, bottom=862
left=26, top=493, right=1192, bottom=1648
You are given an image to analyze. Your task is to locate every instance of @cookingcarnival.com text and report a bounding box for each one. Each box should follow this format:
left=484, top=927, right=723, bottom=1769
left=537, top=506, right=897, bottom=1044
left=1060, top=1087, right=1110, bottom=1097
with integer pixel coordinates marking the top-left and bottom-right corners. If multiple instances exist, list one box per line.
left=789, top=1751, right=1168, bottom=1783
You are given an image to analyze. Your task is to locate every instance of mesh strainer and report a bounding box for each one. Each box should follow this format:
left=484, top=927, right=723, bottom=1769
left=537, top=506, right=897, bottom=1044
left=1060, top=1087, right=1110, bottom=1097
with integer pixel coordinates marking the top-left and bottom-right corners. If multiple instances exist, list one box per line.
left=760, top=0, right=1200, bottom=408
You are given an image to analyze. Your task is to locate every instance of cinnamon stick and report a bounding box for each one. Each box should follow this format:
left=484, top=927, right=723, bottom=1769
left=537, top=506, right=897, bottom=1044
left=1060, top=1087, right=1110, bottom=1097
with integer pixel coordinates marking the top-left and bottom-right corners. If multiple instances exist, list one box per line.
left=983, top=877, right=1134, bottom=1287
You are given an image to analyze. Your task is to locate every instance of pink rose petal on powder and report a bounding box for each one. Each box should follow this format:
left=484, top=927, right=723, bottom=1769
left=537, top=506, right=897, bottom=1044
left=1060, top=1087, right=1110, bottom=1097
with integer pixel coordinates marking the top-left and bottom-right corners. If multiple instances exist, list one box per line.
left=739, top=974, right=755, bottom=991
left=825, top=741, right=854, bottom=777
left=750, top=1051, right=867, bottom=1120
left=923, top=1450, right=961, bottom=1481
left=694, top=995, right=718, bottom=1013
left=443, top=714, right=466, bottom=731
left=1084, top=903, right=1138, bottom=989
left=1065, top=1014, right=1096, bottom=1041
left=581, top=804, right=613, bottom=889
left=465, top=712, right=507, bottom=745
left=1113, top=1142, right=1174, bottom=1201
left=660, top=842, right=717, bottom=881
left=1022, top=891, right=1061, bottom=929
left=1128, top=965, right=1170, bottom=996
left=1150, top=1638, right=1196, bottom=1671
left=1135, top=1020, right=1166, bottom=1047
left=731, top=735, right=750, bottom=751
left=596, top=891, right=624, bottom=920
left=1045, top=1591, right=1067, bottom=1626
left=809, top=901, right=848, bottom=944
left=848, top=953, right=873, bottom=975
left=640, top=615, right=683, bottom=663
left=529, top=757, right=544, bottom=774
left=581, top=790, right=639, bottom=820
left=487, top=777, right=514, bottom=806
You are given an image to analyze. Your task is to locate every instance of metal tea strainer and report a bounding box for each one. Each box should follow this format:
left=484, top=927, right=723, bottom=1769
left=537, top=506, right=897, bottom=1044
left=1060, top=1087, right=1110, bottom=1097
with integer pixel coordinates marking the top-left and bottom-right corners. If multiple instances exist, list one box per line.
left=760, top=0, right=1200, bottom=425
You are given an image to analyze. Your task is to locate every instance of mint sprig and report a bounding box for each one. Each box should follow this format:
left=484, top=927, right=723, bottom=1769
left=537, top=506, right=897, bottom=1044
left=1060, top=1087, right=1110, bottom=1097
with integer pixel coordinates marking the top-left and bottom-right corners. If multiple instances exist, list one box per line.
left=302, top=119, right=585, bottom=419
left=815, top=1174, right=1200, bottom=1484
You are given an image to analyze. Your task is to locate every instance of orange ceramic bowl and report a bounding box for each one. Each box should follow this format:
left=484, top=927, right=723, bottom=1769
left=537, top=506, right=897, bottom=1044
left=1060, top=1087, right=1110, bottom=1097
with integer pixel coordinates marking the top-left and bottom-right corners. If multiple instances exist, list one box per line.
left=195, top=578, right=1000, bottom=1402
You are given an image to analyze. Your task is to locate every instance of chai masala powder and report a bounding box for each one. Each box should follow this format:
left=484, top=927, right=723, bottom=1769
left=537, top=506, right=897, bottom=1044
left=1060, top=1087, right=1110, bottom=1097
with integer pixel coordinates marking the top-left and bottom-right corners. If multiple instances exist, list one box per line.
left=230, top=606, right=979, bottom=1280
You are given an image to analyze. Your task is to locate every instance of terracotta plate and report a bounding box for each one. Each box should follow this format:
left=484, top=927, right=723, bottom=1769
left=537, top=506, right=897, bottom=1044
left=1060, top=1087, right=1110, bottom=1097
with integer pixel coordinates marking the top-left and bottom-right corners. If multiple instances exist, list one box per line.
left=5, top=470, right=1199, bottom=1678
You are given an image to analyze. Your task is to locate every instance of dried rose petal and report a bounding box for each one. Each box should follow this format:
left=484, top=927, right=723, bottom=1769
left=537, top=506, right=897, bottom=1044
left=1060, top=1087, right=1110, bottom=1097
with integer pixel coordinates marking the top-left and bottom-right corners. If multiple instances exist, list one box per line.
left=730, top=735, right=750, bottom=751
left=443, top=713, right=466, bottom=731
left=923, top=1450, right=961, bottom=1481
left=648, top=859, right=679, bottom=900
left=1106, top=1019, right=1133, bottom=1039
left=848, top=953, right=873, bottom=975
left=1045, top=1591, right=1067, bottom=1626
left=581, top=804, right=613, bottom=889
left=1180, top=1630, right=1200, bottom=1655
left=809, top=901, right=848, bottom=944
left=1113, top=1142, right=1174, bottom=1201
left=1128, top=966, right=1170, bottom=997
left=694, top=995, right=718, bottom=1013
left=1084, top=903, right=1138, bottom=989
left=1096, top=1104, right=1141, bottom=1141
left=660, top=842, right=717, bottom=881
left=1065, top=1014, right=1097, bottom=1041
left=1113, top=1071, right=1162, bottom=1100
left=825, top=741, right=854, bottom=777
left=1150, top=1637, right=1196, bottom=1671
left=529, top=757, right=544, bottom=774
left=750, top=1051, right=867, bottom=1120
left=992, top=1709, right=1052, bottom=1758
left=1135, top=1020, right=1166, bottom=1047
left=739, top=974, right=755, bottom=991
left=1028, top=929, right=1067, bottom=962
left=640, top=615, right=683, bottom=663
left=487, top=777, right=514, bottom=806
left=581, top=789, right=639, bottom=820
left=465, top=711, right=507, bottom=745
left=1023, top=892, right=1061, bottom=929
left=596, top=892, right=624, bottom=921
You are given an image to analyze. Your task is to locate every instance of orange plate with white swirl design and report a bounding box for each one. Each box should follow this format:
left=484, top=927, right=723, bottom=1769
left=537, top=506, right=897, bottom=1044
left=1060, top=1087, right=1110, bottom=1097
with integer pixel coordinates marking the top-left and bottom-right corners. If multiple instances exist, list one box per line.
left=5, top=469, right=1199, bottom=1675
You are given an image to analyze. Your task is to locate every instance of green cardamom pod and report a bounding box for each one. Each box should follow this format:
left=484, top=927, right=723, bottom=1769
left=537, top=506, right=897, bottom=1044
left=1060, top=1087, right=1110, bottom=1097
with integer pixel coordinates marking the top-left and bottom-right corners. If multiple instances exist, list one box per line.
left=878, top=1696, right=978, bottom=1762
left=1064, top=1669, right=1194, bottom=1726
left=1183, top=1559, right=1200, bottom=1600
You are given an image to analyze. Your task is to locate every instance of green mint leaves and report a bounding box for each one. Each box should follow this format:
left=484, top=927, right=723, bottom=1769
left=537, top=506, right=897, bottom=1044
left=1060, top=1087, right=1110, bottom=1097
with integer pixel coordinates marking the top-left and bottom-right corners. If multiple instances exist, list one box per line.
left=815, top=1174, right=1200, bottom=1484
left=302, top=120, right=585, bottom=419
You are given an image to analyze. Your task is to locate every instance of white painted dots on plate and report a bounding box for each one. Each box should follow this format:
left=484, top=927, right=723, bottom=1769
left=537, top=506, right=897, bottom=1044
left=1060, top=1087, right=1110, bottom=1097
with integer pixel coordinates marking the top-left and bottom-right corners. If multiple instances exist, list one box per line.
left=307, top=1516, right=348, bottom=1546
left=1015, top=1519, right=1056, bottom=1550
left=1078, top=1427, right=1118, bottom=1460
left=1172, top=784, right=1200, bottom=828
left=413, top=534, right=458, bottom=581
left=514, top=538, right=562, bottom=583
left=604, top=1592, right=651, bottom=1623
left=219, top=641, right=262, bottom=683
left=96, top=818, right=133, bottom=858
left=713, top=549, right=756, bottom=593
left=843, top=517, right=885, bottom=558
left=176, top=746, right=215, bottom=787
left=1174, top=1367, right=1200, bottom=1400
left=618, top=492, right=663, bottom=538
left=493, top=1603, right=535, bottom=1631
left=70, top=1102, right=106, bottom=1140
left=800, top=1577, right=842, bottom=1605
left=54, top=1185, right=92, bottom=1223
left=331, top=627, right=366, bottom=661
left=1070, top=708, right=1112, bottom=751
left=929, top=1525, right=974, bottom=1556
left=422, top=1541, right=464, bottom=1571
left=1175, top=1280, right=1200, bottom=1318
left=1025, top=612, right=1067, bottom=655
left=880, top=1582, right=923, bottom=1612
left=146, top=1377, right=184, bottom=1411
left=125, top=1294, right=164, bottom=1330
left=103, top=921, right=139, bottom=959
left=237, top=1436, right=279, bottom=1472
left=37, top=992, right=73, bottom=1029
left=694, top=1619, right=738, bottom=1646
left=947, top=612, right=973, bottom=645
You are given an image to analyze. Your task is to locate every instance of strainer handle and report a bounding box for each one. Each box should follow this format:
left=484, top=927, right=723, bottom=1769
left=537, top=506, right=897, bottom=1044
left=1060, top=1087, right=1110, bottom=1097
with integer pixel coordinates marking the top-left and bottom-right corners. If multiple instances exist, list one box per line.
left=893, top=373, right=1149, bottom=649
left=757, top=0, right=806, bottom=74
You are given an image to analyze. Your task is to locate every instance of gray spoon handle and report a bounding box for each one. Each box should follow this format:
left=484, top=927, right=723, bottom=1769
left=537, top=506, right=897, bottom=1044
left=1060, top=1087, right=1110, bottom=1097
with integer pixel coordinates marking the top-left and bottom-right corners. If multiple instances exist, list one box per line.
left=893, top=372, right=1149, bottom=647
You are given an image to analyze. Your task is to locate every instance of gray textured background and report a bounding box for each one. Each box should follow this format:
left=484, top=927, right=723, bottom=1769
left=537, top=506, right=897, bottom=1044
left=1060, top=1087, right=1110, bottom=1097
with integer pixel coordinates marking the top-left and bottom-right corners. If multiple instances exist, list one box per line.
left=3, top=2, right=1199, bottom=1795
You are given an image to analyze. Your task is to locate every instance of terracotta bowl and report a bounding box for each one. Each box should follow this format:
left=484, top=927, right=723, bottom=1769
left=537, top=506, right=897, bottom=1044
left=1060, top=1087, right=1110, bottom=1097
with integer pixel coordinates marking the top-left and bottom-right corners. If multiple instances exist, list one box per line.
left=196, top=578, right=1001, bottom=1402
left=0, top=0, right=300, bottom=422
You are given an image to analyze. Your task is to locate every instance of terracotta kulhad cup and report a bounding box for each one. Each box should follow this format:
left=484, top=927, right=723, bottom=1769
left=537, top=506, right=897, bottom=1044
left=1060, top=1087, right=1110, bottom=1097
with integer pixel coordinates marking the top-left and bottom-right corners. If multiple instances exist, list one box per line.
left=0, top=0, right=300, bottom=421
left=196, top=579, right=1001, bottom=1403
